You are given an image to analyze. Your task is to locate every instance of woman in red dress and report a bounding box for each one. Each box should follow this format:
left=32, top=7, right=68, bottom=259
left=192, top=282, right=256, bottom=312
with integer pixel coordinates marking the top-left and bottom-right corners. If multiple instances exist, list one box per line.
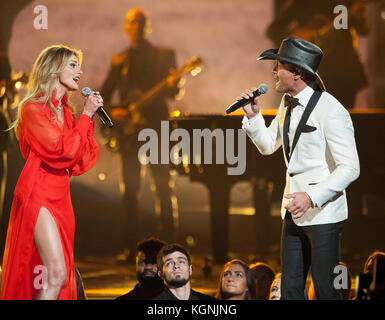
left=0, top=45, right=101, bottom=299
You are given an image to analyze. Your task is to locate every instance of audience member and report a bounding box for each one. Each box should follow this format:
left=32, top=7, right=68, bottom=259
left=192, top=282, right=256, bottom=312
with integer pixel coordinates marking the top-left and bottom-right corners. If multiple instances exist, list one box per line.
left=116, top=237, right=167, bottom=300
left=364, top=251, right=385, bottom=274
left=269, top=273, right=282, bottom=300
left=75, top=268, right=87, bottom=300
left=153, top=243, right=215, bottom=300
left=357, top=250, right=385, bottom=300
left=249, top=262, right=275, bottom=300
left=215, top=259, right=256, bottom=300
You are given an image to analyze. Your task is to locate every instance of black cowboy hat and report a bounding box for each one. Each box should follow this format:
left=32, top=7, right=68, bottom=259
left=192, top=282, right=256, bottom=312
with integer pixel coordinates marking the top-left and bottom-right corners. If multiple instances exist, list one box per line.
left=257, top=37, right=326, bottom=91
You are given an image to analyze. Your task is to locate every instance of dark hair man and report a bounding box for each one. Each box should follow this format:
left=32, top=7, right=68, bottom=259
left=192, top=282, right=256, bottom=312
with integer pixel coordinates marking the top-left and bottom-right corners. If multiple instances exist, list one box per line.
left=154, top=243, right=215, bottom=300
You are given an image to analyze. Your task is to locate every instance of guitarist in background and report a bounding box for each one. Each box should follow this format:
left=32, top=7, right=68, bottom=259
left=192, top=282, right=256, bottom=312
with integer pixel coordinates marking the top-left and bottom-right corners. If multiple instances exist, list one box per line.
left=267, top=0, right=371, bottom=109
left=101, top=8, right=181, bottom=262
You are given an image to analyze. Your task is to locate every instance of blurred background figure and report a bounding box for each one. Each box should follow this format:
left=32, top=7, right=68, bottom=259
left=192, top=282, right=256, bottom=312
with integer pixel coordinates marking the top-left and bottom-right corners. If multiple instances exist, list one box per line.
left=100, top=8, right=181, bottom=263
left=215, top=259, right=256, bottom=300
left=116, top=237, right=167, bottom=300
left=364, top=251, right=385, bottom=274
left=355, top=250, right=385, bottom=300
left=249, top=262, right=275, bottom=300
left=266, top=0, right=370, bottom=108
left=202, top=256, right=213, bottom=278
left=269, top=272, right=282, bottom=300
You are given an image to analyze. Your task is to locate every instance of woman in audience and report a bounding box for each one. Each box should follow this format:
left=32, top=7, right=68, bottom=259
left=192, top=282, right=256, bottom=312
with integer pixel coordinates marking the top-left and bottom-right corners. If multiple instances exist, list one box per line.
left=215, top=259, right=256, bottom=300
left=269, top=273, right=282, bottom=300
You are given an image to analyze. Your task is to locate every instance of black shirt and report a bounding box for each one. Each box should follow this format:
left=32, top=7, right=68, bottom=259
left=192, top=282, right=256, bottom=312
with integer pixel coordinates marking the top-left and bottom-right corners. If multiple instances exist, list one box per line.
left=153, top=287, right=216, bottom=301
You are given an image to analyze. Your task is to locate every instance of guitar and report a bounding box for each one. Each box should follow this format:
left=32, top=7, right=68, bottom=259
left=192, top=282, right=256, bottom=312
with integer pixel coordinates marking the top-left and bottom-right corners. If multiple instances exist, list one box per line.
left=101, top=56, right=203, bottom=152
left=288, top=0, right=374, bottom=57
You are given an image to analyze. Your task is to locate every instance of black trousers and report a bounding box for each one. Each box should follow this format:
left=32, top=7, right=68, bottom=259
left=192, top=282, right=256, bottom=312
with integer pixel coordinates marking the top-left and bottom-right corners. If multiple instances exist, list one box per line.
left=280, top=211, right=344, bottom=300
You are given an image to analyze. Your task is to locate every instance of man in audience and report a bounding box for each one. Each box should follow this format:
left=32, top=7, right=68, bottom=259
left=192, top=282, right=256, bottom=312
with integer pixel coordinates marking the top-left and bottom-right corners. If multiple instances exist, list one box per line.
left=116, top=237, right=167, bottom=300
left=250, top=262, right=275, bottom=300
left=154, top=243, right=215, bottom=300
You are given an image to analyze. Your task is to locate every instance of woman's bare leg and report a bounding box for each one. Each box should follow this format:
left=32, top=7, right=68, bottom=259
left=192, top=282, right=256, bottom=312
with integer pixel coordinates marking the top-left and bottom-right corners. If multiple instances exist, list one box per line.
left=34, top=206, right=67, bottom=300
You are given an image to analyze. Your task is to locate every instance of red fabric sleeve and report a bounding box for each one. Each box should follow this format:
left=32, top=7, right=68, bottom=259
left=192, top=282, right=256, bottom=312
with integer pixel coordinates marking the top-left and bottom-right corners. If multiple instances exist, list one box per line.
left=21, top=102, right=98, bottom=172
left=70, top=120, right=99, bottom=176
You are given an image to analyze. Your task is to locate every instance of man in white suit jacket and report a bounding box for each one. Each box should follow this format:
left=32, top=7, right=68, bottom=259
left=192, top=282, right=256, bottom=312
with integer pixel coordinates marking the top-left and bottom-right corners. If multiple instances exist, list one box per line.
left=240, top=37, right=360, bottom=299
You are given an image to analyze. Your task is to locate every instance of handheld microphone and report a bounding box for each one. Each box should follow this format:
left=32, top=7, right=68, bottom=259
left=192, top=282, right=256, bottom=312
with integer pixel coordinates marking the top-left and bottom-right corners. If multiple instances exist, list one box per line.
left=81, top=87, right=113, bottom=127
left=226, top=84, right=268, bottom=114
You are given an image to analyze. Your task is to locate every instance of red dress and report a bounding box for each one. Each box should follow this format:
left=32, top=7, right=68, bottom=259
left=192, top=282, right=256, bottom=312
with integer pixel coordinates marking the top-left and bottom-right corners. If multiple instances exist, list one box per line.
left=0, top=95, right=99, bottom=300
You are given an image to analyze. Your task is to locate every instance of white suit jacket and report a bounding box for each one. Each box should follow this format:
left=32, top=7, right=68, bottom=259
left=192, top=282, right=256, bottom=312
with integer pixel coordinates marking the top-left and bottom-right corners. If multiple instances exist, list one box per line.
left=242, top=88, right=360, bottom=226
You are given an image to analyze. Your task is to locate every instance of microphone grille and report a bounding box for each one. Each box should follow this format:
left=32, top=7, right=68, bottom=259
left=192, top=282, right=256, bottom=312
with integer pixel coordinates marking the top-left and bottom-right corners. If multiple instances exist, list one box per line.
left=259, top=84, right=269, bottom=94
left=81, top=87, right=92, bottom=97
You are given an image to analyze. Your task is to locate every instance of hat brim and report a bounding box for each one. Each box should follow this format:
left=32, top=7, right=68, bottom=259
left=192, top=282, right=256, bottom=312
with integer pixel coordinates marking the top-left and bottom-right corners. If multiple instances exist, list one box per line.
left=257, top=48, right=326, bottom=91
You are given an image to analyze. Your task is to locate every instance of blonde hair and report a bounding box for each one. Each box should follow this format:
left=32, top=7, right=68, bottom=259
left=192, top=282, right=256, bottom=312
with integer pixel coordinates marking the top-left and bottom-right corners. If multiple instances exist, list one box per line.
left=11, top=44, right=82, bottom=133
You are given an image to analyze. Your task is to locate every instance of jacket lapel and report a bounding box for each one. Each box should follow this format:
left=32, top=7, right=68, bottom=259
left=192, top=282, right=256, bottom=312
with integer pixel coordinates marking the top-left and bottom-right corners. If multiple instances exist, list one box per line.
left=283, top=105, right=291, bottom=162
left=291, top=90, right=322, bottom=157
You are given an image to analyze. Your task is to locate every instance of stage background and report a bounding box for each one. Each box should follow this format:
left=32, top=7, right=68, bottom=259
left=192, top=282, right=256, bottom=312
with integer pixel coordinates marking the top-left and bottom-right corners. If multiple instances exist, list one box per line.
left=3, top=1, right=383, bottom=271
